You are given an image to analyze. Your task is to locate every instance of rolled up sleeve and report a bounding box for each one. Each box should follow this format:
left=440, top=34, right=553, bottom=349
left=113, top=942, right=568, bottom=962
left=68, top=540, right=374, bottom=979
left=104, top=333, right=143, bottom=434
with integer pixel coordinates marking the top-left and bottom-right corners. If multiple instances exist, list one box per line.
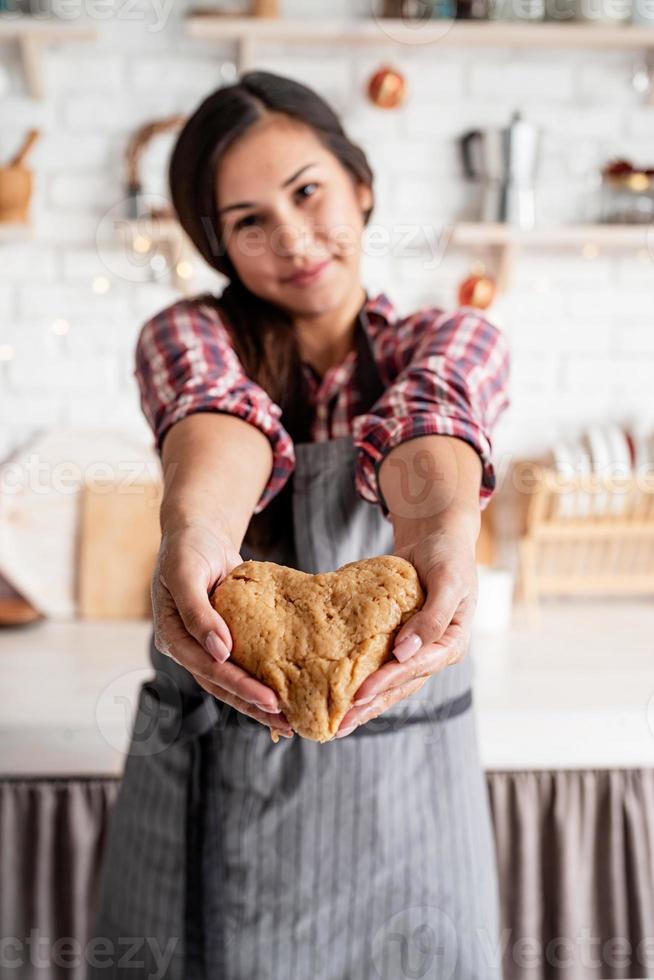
left=352, top=307, right=511, bottom=515
left=134, top=299, right=295, bottom=514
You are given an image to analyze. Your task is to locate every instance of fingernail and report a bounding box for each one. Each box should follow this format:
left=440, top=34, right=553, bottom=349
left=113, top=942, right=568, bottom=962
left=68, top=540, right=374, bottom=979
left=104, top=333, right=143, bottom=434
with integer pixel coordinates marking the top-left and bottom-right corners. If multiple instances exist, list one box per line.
left=277, top=730, right=294, bottom=739
left=206, top=631, right=230, bottom=662
left=353, top=694, right=375, bottom=707
left=393, top=633, right=422, bottom=663
left=335, top=725, right=356, bottom=739
left=254, top=700, right=280, bottom=713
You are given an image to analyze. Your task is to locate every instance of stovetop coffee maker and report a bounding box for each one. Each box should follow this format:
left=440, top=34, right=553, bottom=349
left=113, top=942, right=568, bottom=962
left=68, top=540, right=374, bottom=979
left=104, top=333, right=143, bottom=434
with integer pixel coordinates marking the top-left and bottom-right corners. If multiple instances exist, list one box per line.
left=459, top=111, right=540, bottom=228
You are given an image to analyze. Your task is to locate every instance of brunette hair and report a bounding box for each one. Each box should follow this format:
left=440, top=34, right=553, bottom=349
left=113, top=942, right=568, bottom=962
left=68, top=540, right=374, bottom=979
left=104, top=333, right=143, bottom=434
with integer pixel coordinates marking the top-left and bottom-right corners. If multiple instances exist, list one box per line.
left=168, top=71, right=375, bottom=552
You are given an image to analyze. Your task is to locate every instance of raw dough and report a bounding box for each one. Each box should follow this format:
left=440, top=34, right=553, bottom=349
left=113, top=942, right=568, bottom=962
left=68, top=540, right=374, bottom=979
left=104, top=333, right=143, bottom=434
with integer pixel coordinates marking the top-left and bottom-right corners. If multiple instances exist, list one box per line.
left=210, top=554, right=425, bottom=743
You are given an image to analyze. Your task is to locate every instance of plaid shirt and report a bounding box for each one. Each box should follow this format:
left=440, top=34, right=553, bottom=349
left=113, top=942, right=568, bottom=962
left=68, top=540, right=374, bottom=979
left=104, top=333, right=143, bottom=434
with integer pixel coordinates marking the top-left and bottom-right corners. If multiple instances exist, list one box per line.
left=134, top=291, right=510, bottom=517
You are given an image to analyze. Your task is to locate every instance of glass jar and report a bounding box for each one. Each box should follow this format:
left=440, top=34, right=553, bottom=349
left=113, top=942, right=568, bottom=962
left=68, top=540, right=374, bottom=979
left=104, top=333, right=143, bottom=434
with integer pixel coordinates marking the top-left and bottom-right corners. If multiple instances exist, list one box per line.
left=487, top=0, right=545, bottom=20
left=382, top=0, right=458, bottom=16
left=599, top=172, right=654, bottom=224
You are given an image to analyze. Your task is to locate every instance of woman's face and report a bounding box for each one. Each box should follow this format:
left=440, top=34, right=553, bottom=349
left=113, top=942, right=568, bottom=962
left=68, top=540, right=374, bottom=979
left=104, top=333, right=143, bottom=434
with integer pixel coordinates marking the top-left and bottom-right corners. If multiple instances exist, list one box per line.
left=215, top=113, right=373, bottom=319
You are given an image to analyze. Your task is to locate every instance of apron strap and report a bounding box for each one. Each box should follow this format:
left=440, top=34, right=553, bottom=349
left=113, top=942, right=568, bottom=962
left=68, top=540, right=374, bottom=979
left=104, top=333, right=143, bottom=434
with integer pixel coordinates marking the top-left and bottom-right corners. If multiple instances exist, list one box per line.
left=348, top=688, right=473, bottom=737
left=354, top=299, right=386, bottom=413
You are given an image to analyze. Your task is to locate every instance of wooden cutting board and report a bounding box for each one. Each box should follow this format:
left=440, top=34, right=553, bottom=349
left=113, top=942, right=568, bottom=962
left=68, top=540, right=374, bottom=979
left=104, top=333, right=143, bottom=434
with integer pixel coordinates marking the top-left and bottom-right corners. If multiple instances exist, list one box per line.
left=477, top=496, right=496, bottom=567
left=77, top=480, right=163, bottom=619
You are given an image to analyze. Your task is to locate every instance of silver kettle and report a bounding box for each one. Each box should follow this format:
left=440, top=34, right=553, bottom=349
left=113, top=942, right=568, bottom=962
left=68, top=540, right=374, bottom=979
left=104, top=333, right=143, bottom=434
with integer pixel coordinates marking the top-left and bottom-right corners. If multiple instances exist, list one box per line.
left=459, top=111, right=540, bottom=228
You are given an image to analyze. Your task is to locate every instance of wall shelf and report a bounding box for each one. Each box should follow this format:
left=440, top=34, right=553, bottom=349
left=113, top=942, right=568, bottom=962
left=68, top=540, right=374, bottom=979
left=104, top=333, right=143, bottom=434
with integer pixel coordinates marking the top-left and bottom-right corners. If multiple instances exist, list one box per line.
left=450, top=222, right=653, bottom=292
left=186, top=14, right=654, bottom=49
left=185, top=13, right=654, bottom=102
left=0, top=223, right=34, bottom=242
left=452, top=222, right=654, bottom=248
left=186, top=12, right=654, bottom=76
left=0, top=16, right=97, bottom=98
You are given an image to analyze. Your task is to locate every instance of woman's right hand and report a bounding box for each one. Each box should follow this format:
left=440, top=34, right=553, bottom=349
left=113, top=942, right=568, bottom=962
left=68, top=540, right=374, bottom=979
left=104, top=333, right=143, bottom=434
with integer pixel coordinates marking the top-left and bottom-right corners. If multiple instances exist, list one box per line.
left=151, top=520, right=294, bottom=738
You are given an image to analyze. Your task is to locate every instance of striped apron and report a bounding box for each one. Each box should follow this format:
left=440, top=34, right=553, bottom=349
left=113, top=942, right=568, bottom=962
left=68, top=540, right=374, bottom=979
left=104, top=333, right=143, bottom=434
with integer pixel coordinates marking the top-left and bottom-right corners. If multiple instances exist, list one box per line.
left=89, top=309, right=502, bottom=980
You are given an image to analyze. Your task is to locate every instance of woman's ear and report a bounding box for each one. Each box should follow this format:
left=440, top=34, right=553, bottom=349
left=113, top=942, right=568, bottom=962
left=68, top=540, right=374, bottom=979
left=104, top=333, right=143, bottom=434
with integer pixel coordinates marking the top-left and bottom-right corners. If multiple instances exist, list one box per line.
left=356, top=182, right=373, bottom=214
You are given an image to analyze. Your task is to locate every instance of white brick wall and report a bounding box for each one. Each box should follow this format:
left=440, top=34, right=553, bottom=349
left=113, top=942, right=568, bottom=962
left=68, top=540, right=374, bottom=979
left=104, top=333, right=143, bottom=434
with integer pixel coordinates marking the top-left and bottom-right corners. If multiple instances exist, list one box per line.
left=1, top=0, right=654, bottom=494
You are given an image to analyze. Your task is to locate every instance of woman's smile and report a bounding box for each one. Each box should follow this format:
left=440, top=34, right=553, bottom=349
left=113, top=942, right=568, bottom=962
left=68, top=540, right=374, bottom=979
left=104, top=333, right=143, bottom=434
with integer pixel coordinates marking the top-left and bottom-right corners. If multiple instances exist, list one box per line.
left=283, top=256, right=332, bottom=288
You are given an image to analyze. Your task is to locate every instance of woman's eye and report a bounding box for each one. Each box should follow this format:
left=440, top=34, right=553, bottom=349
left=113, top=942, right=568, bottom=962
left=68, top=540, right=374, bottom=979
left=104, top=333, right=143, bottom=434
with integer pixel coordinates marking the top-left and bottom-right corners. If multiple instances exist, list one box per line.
left=235, top=215, right=259, bottom=231
left=296, top=182, right=318, bottom=200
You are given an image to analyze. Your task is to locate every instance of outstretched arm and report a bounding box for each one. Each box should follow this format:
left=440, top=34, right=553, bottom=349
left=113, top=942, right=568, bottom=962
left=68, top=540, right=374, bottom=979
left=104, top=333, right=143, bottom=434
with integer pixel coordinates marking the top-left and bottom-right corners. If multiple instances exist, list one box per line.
left=337, top=307, right=511, bottom=738
left=335, top=434, right=483, bottom=738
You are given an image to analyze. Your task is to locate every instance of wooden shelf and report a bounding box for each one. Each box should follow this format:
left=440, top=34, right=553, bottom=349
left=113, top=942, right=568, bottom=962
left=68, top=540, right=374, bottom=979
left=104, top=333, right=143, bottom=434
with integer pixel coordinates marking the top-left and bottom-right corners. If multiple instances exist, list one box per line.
left=0, top=16, right=96, bottom=39
left=0, top=222, right=34, bottom=241
left=185, top=13, right=654, bottom=97
left=0, top=16, right=97, bottom=98
left=185, top=14, right=654, bottom=49
left=449, top=221, right=654, bottom=292
left=452, top=222, right=654, bottom=248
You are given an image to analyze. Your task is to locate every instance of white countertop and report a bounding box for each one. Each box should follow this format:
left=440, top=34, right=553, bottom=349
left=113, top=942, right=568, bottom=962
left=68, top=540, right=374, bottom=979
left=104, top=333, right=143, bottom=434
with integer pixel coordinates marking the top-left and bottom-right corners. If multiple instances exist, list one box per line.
left=473, top=598, right=654, bottom=771
left=1, top=599, right=654, bottom=776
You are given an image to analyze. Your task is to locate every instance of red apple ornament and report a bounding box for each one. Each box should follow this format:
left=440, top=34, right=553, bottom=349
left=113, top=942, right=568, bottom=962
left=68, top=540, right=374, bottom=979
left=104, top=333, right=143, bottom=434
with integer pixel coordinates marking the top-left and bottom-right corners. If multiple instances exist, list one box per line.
left=367, top=66, right=407, bottom=109
left=458, top=269, right=497, bottom=310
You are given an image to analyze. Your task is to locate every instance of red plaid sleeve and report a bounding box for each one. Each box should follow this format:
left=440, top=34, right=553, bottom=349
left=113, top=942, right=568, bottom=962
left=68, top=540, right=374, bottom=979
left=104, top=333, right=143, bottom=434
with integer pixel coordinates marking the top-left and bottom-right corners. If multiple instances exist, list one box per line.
left=352, top=306, right=511, bottom=516
left=133, top=298, right=295, bottom=513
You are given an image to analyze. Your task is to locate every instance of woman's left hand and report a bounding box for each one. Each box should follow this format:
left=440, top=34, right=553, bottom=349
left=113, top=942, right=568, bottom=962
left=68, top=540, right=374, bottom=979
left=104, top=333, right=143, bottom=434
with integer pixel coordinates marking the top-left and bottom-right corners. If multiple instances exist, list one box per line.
left=334, top=521, right=479, bottom=738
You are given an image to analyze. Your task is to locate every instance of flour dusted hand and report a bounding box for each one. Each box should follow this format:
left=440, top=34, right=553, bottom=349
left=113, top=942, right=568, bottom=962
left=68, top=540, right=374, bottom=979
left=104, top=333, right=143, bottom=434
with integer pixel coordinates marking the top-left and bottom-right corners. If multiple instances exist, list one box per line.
left=210, top=555, right=425, bottom=743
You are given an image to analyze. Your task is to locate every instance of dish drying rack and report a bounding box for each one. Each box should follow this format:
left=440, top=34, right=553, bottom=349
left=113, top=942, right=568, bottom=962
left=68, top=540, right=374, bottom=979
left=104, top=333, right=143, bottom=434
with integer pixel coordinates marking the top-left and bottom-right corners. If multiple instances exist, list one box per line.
left=517, top=464, right=654, bottom=604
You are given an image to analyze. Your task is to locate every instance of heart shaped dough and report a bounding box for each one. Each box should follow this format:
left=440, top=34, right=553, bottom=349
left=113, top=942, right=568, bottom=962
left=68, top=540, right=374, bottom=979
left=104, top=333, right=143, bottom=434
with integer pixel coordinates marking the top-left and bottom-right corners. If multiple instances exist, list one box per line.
left=210, top=554, right=425, bottom=743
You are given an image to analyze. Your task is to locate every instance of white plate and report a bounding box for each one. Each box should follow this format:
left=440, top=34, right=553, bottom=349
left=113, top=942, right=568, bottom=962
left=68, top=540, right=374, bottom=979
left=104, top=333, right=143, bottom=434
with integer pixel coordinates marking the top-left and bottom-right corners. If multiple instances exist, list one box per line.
left=571, top=438, right=592, bottom=518
left=623, top=416, right=653, bottom=473
left=605, top=423, right=632, bottom=516
left=551, top=439, right=578, bottom=518
left=585, top=424, right=611, bottom=516
left=642, top=429, right=654, bottom=478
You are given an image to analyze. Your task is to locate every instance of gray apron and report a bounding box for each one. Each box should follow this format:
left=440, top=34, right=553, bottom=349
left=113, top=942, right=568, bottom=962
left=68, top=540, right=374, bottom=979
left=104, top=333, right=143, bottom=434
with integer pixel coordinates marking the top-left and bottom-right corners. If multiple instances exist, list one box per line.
left=89, top=306, right=501, bottom=980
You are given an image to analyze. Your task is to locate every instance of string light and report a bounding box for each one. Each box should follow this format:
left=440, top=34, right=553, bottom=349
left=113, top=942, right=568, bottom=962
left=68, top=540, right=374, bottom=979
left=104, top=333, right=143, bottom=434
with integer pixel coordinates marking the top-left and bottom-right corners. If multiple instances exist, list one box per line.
left=51, top=319, right=70, bottom=336
left=92, top=276, right=111, bottom=295
left=132, top=234, right=151, bottom=254
left=581, top=243, right=600, bottom=260
left=176, top=261, right=194, bottom=280
left=0, top=344, right=15, bottom=362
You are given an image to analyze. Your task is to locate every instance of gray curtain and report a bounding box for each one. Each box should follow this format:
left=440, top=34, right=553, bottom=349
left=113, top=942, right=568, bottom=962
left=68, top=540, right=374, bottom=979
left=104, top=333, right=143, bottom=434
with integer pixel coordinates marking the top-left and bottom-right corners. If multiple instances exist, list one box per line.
left=0, top=779, right=119, bottom=980
left=1, top=771, right=653, bottom=979
left=488, top=769, right=654, bottom=980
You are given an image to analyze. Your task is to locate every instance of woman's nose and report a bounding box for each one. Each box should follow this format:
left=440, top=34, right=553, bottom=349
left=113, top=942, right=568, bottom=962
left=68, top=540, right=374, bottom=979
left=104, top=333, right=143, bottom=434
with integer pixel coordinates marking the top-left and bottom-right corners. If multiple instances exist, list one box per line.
left=270, top=214, right=315, bottom=260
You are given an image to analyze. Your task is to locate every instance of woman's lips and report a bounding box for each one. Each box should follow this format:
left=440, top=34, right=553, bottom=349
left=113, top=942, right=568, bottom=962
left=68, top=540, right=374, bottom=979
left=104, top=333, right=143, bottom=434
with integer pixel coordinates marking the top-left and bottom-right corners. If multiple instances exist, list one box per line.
left=285, top=258, right=332, bottom=287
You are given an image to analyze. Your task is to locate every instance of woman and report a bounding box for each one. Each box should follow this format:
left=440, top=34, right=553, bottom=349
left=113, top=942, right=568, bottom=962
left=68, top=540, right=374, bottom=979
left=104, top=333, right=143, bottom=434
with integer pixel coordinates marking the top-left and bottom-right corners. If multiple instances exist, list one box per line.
left=89, top=71, right=510, bottom=980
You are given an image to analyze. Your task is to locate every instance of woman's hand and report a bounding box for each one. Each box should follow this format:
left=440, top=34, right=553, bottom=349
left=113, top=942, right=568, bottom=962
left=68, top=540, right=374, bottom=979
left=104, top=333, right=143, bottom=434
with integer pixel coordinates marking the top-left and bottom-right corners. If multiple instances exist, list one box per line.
left=152, top=519, right=294, bottom=739
left=334, top=520, right=479, bottom=738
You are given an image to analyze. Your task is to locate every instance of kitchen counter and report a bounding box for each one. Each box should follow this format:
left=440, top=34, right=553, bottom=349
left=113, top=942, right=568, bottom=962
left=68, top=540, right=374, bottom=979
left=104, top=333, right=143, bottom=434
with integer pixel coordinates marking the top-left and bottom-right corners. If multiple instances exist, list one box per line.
left=2, top=598, right=654, bottom=776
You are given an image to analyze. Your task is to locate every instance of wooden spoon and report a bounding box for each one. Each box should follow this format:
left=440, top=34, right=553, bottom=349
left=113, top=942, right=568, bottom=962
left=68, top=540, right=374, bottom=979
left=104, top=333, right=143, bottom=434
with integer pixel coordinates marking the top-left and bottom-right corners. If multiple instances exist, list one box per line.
left=8, top=129, right=40, bottom=168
